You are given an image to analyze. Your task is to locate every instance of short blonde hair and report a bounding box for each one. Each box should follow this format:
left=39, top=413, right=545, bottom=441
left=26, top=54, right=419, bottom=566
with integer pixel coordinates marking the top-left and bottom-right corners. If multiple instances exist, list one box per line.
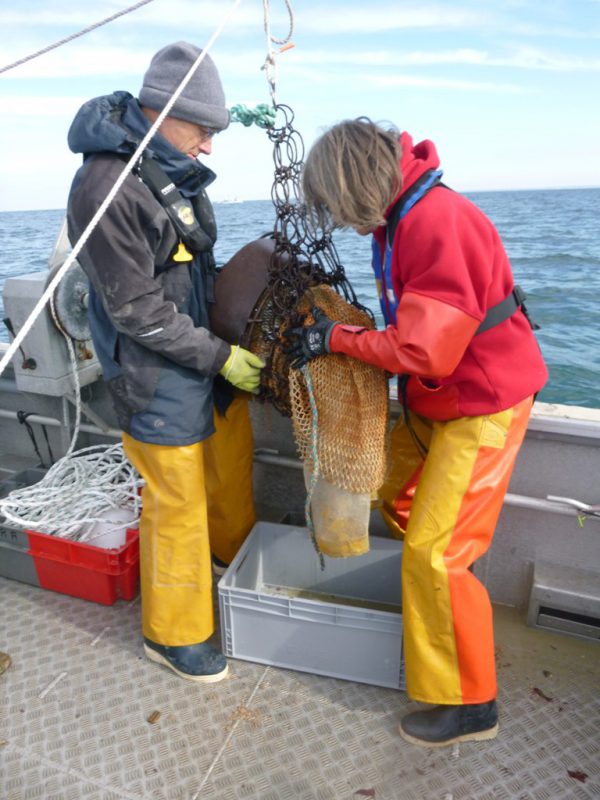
left=302, top=118, right=402, bottom=231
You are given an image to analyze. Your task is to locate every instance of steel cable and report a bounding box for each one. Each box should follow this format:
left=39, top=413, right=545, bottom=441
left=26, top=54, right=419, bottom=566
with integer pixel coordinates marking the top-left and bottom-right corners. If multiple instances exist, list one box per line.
left=0, top=0, right=156, bottom=75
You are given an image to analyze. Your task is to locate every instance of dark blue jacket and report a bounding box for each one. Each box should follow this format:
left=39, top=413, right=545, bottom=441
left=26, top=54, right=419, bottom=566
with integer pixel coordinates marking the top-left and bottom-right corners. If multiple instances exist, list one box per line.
left=67, top=92, right=230, bottom=444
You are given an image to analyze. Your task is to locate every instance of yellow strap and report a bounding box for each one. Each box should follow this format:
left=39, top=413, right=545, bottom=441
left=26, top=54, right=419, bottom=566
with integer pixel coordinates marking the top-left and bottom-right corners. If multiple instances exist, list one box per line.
left=172, top=242, right=193, bottom=262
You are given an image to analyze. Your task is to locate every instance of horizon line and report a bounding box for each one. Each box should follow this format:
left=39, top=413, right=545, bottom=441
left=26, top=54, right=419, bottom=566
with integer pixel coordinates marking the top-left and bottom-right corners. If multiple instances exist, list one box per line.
left=1, top=184, right=599, bottom=215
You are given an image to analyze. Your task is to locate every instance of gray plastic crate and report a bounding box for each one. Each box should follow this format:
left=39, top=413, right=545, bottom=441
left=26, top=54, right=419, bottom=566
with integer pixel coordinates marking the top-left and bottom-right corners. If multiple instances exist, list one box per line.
left=218, top=521, right=405, bottom=690
left=0, top=523, right=40, bottom=586
left=0, top=467, right=47, bottom=499
left=0, top=468, right=48, bottom=587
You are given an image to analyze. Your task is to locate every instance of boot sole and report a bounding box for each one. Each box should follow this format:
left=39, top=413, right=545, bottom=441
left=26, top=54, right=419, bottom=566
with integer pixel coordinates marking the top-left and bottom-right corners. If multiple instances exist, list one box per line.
left=144, top=644, right=229, bottom=683
left=398, top=722, right=499, bottom=748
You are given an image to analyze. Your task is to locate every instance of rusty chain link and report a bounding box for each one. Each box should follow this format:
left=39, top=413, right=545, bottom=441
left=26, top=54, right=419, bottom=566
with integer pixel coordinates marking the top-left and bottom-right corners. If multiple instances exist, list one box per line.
left=246, top=104, right=372, bottom=415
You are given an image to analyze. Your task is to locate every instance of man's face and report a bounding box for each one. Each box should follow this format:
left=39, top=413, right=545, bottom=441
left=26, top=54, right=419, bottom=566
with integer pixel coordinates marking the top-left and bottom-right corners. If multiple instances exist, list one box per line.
left=158, top=116, right=216, bottom=159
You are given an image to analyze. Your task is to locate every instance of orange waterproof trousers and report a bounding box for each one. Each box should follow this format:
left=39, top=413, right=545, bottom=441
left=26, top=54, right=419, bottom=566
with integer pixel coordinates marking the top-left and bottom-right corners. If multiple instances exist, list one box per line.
left=379, top=396, right=533, bottom=704
left=122, top=395, right=256, bottom=647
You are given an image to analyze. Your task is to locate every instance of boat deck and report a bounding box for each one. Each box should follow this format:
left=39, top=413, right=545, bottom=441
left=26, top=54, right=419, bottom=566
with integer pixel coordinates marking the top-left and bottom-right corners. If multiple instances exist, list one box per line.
left=1, top=573, right=598, bottom=800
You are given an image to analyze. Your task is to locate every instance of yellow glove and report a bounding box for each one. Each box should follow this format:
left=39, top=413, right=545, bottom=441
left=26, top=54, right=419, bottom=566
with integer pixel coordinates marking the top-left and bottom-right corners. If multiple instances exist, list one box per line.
left=218, top=345, right=265, bottom=393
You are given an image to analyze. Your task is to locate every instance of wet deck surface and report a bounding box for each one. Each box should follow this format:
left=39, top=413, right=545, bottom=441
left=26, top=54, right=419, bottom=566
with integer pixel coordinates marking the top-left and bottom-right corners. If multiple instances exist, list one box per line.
left=0, top=575, right=599, bottom=800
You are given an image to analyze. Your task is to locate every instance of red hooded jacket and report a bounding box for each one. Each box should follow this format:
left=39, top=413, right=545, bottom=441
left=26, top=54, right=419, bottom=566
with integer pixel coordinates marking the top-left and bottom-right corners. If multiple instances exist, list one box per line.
left=328, top=132, right=548, bottom=420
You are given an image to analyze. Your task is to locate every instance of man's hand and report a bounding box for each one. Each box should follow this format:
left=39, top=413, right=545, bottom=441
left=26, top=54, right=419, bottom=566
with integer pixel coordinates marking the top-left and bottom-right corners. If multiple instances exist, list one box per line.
left=219, top=345, right=264, bottom=393
left=283, top=307, right=338, bottom=369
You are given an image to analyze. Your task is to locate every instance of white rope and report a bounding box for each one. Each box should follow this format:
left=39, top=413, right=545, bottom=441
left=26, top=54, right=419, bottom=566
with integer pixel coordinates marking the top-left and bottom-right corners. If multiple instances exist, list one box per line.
left=0, top=0, right=243, bottom=383
left=0, top=0, right=156, bottom=75
left=263, top=0, right=294, bottom=46
left=261, top=0, right=295, bottom=103
left=0, top=443, right=141, bottom=542
left=48, top=294, right=82, bottom=456
left=301, top=364, right=325, bottom=569
left=59, top=335, right=82, bottom=456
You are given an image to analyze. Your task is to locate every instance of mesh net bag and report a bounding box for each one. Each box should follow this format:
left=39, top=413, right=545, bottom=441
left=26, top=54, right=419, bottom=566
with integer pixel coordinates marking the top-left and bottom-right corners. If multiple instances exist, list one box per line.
left=288, top=285, right=389, bottom=495
left=240, top=275, right=389, bottom=558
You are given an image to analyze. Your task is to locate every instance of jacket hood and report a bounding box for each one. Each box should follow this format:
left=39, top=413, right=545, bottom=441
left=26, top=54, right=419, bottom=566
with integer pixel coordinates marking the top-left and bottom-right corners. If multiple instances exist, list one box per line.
left=68, top=91, right=138, bottom=156
left=67, top=90, right=215, bottom=193
left=385, top=132, right=441, bottom=216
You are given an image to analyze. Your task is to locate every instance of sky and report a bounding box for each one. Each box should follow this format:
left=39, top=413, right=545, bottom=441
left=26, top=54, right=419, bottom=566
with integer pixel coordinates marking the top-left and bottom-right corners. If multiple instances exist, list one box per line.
left=0, top=0, right=599, bottom=211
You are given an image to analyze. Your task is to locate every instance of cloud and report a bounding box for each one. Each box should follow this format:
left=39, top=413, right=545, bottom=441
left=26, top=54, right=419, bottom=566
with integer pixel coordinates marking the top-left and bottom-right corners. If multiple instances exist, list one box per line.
left=0, top=2, right=485, bottom=35
left=290, top=47, right=600, bottom=72
left=498, top=46, right=600, bottom=71
left=0, top=0, right=262, bottom=78
left=373, top=75, right=525, bottom=93
left=298, top=4, right=489, bottom=33
left=5, top=41, right=599, bottom=83
left=1, top=45, right=150, bottom=80
left=296, top=2, right=600, bottom=40
left=0, top=96, right=86, bottom=117
left=0, top=0, right=252, bottom=27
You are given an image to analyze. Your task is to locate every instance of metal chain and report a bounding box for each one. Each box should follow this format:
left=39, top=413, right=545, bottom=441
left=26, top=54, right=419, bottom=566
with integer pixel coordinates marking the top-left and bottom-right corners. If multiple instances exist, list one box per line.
left=267, top=105, right=370, bottom=309
left=249, top=104, right=373, bottom=415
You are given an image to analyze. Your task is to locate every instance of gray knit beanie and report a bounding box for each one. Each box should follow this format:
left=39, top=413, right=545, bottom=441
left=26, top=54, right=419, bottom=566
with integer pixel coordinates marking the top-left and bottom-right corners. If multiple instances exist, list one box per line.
left=139, top=41, right=230, bottom=131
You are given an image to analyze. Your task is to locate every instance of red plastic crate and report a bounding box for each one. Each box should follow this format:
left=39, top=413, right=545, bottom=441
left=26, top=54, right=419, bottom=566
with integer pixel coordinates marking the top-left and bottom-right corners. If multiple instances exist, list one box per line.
left=27, top=527, right=139, bottom=573
left=26, top=527, right=140, bottom=605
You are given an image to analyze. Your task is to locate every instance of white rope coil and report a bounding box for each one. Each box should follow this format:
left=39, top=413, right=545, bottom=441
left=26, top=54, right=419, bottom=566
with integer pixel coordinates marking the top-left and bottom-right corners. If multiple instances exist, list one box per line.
left=0, top=443, right=142, bottom=542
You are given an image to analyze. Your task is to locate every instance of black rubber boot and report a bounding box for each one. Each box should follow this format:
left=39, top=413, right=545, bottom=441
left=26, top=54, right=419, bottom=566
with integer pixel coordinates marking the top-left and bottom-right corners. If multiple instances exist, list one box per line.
left=399, top=700, right=498, bottom=747
left=211, top=555, right=230, bottom=577
left=143, top=638, right=228, bottom=683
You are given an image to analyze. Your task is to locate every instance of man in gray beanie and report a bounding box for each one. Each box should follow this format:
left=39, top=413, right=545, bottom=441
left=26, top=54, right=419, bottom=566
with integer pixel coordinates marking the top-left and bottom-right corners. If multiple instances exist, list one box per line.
left=140, top=41, right=230, bottom=132
left=66, top=42, right=263, bottom=682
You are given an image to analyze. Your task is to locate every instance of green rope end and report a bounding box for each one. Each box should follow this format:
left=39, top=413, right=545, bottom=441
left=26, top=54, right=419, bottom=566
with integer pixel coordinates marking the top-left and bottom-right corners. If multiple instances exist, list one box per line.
left=230, top=103, right=276, bottom=129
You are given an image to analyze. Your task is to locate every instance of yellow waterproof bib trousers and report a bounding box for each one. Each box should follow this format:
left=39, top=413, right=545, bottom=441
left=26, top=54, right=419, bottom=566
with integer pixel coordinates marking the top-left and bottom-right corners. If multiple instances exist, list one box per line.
left=379, top=396, right=533, bottom=705
left=122, top=395, right=256, bottom=646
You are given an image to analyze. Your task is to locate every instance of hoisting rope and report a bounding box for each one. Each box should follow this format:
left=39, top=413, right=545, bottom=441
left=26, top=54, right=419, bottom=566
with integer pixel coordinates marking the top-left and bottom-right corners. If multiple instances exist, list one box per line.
left=301, top=365, right=325, bottom=569
left=48, top=293, right=82, bottom=457
left=225, top=2, right=296, bottom=127
left=0, top=0, right=157, bottom=75
left=0, top=0, right=242, bottom=385
left=261, top=0, right=295, bottom=104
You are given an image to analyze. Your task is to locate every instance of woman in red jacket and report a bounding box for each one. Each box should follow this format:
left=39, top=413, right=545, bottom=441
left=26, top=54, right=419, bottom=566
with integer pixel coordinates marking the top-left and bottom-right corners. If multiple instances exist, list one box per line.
left=287, top=118, right=548, bottom=747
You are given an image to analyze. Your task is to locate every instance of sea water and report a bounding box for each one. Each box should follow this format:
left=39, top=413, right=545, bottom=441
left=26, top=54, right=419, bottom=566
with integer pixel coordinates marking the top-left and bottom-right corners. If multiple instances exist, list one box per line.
left=0, top=187, right=598, bottom=408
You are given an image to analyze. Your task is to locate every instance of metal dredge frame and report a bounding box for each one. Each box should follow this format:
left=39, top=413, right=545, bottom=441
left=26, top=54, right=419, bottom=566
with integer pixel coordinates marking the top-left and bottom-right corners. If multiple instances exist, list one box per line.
left=245, top=104, right=373, bottom=416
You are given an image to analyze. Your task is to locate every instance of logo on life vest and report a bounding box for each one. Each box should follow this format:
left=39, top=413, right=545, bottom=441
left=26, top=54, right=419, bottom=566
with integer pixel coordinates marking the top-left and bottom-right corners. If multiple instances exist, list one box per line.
left=177, top=204, right=195, bottom=227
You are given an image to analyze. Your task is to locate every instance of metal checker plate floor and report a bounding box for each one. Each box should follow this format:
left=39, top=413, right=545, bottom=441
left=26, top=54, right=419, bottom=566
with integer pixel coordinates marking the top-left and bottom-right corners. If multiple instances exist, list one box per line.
left=0, top=576, right=599, bottom=800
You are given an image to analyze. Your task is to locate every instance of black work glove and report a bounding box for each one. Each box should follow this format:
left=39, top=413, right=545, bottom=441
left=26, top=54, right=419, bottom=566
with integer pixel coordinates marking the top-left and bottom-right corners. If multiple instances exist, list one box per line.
left=283, top=307, right=338, bottom=369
